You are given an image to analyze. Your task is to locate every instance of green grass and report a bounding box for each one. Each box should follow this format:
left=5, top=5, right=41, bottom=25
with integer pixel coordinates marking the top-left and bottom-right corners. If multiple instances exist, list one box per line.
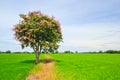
left=0, top=54, right=43, bottom=80
left=50, top=54, right=120, bottom=80
left=0, top=53, right=120, bottom=80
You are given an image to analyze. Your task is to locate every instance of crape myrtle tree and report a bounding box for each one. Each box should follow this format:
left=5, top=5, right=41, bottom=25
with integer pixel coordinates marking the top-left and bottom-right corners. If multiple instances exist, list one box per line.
left=13, top=11, right=63, bottom=64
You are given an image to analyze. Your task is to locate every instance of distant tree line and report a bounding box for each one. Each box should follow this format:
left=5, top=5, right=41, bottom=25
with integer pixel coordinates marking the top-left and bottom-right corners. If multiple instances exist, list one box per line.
left=63, top=50, right=120, bottom=54
left=104, top=50, right=120, bottom=54
left=0, top=50, right=120, bottom=54
left=0, top=50, right=34, bottom=54
left=0, top=50, right=57, bottom=54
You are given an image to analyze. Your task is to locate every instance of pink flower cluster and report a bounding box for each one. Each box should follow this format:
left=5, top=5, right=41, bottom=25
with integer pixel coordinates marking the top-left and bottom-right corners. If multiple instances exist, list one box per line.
left=13, top=11, right=62, bottom=46
left=28, top=11, right=40, bottom=16
left=39, top=20, right=52, bottom=27
left=56, top=20, right=61, bottom=33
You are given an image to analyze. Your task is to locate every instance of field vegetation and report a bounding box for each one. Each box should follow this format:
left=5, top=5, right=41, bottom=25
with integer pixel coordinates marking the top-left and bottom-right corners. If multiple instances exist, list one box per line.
left=50, top=54, right=120, bottom=80
left=0, top=53, right=120, bottom=80
left=0, top=54, right=43, bottom=80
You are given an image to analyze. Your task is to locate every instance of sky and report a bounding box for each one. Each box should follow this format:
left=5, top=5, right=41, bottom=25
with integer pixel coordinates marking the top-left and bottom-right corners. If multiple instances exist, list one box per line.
left=0, top=0, right=120, bottom=52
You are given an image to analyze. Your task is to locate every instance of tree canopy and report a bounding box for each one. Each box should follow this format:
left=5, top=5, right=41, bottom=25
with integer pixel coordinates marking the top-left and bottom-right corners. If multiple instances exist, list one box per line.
left=13, top=11, right=63, bottom=64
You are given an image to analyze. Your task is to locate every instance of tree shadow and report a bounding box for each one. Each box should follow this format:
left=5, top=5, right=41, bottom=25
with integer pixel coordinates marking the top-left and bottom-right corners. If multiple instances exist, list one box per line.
left=40, top=58, right=61, bottom=64
left=20, top=59, right=61, bottom=64
left=20, top=60, right=35, bottom=64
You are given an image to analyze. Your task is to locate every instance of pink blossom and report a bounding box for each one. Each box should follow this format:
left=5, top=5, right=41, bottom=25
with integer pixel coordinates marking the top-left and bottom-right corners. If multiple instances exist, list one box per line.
left=21, top=41, right=25, bottom=44
left=57, top=26, right=61, bottom=33
left=47, top=22, right=52, bottom=27
left=13, top=24, right=19, bottom=30
left=28, top=11, right=40, bottom=17
left=21, top=20, right=26, bottom=24
left=56, top=20, right=61, bottom=33
left=38, top=15, right=42, bottom=18
left=56, top=20, right=60, bottom=27
left=15, top=30, right=20, bottom=32
left=36, top=22, right=40, bottom=27
left=20, top=14, right=26, bottom=19
left=43, top=14, right=50, bottom=19
left=21, top=36, right=27, bottom=40
left=40, top=30, right=44, bottom=33
left=29, top=29, right=34, bottom=32
left=40, top=20, right=46, bottom=25
left=14, top=36, right=17, bottom=40
left=26, top=32, right=30, bottom=35
left=52, top=16, right=55, bottom=19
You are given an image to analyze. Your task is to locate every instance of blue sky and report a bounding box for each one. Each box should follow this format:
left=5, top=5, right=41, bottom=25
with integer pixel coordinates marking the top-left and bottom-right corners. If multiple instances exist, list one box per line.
left=0, top=0, right=120, bottom=52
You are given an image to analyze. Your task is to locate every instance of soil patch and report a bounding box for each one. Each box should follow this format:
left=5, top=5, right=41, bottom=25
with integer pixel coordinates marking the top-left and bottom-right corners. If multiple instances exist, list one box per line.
left=25, top=56, right=55, bottom=80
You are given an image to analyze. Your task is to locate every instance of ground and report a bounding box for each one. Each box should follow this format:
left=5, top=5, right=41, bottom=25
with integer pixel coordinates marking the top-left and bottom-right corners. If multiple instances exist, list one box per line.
left=26, top=55, right=55, bottom=80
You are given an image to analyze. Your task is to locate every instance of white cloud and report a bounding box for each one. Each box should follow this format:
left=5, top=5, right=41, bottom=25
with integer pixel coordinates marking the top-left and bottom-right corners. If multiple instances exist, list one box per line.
left=60, top=23, right=120, bottom=51
left=0, top=0, right=120, bottom=52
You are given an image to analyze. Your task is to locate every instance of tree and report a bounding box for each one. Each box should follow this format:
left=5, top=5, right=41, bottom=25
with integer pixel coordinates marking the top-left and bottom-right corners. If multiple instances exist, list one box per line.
left=13, top=11, right=63, bottom=64
left=98, top=50, right=103, bottom=53
left=6, top=50, right=11, bottom=53
left=104, top=50, right=120, bottom=54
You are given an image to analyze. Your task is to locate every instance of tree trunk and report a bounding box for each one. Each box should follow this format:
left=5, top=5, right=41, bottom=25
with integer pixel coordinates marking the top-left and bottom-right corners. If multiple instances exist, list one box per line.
left=35, top=51, right=39, bottom=64
left=35, top=45, right=40, bottom=64
left=35, top=45, right=42, bottom=64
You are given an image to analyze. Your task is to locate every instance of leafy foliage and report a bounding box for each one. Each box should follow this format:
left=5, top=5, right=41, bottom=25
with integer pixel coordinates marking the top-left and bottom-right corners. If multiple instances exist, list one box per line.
left=13, top=11, right=62, bottom=53
left=13, top=11, right=63, bottom=63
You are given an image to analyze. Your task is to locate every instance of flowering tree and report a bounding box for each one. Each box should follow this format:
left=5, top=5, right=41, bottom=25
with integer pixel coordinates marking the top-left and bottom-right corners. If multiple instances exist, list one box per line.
left=13, top=11, right=63, bottom=64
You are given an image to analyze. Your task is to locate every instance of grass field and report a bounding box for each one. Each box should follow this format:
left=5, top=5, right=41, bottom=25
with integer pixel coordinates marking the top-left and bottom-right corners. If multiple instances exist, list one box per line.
left=0, top=54, right=44, bottom=80
left=50, top=54, right=120, bottom=80
left=0, top=53, right=120, bottom=80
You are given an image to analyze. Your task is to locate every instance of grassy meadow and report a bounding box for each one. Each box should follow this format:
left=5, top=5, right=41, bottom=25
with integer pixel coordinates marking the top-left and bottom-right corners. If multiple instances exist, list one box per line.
left=0, top=53, right=120, bottom=80
left=50, top=54, right=120, bottom=80
left=0, top=54, right=43, bottom=80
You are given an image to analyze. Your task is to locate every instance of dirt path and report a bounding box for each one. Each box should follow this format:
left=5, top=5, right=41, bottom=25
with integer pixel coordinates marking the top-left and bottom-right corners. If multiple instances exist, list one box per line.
left=39, top=62, right=55, bottom=80
left=25, top=57, right=55, bottom=80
